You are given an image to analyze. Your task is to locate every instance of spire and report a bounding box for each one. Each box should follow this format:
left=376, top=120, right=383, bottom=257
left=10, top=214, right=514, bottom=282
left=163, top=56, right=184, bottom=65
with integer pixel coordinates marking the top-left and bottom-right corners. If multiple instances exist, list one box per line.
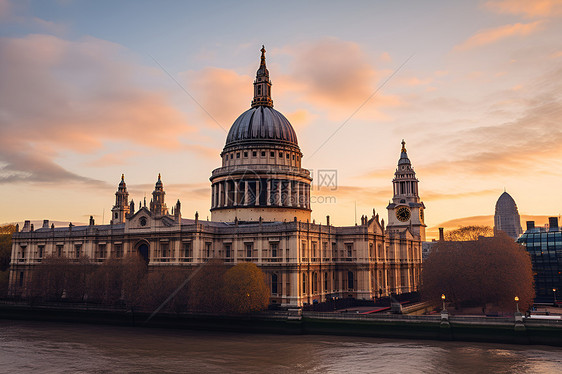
left=398, top=139, right=411, bottom=166
left=251, top=45, right=273, bottom=108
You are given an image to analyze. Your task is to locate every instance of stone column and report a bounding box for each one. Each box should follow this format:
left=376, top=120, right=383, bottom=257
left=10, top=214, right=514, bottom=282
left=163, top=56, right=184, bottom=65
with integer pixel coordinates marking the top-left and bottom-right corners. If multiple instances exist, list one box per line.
left=233, top=181, right=239, bottom=206
left=219, top=182, right=224, bottom=207
left=287, top=180, right=292, bottom=207
left=244, top=181, right=249, bottom=205
left=277, top=179, right=282, bottom=206
left=266, top=179, right=271, bottom=206
left=211, top=184, right=215, bottom=208
left=255, top=180, right=260, bottom=206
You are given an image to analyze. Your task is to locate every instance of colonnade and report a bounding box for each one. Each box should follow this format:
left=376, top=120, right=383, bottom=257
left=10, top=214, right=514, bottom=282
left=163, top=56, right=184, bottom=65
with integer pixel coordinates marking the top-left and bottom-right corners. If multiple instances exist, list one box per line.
left=211, top=179, right=310, bottom=209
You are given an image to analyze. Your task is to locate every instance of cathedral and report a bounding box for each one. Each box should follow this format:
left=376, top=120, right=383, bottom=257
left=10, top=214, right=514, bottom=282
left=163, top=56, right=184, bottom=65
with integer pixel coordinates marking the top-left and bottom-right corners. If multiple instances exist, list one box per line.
left=9, top=47, right=424, bottom=307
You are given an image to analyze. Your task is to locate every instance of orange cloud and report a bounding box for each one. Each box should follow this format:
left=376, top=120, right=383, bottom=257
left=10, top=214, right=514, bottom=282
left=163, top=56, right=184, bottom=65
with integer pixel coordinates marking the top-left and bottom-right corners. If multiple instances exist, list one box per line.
left=454, top=21, right=543, bottom=51
left=182, top=67, right=250, bottom=130
left=0, top=34, right=192, bottom=185
left=485, top=0, right=562, bottom=18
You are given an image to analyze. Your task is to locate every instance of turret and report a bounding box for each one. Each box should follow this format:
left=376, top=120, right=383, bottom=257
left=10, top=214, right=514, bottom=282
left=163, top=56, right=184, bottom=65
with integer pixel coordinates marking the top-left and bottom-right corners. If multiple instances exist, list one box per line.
left=150, top=173, right=168, bottom=216
left=111, top=174, right=130, bottom=224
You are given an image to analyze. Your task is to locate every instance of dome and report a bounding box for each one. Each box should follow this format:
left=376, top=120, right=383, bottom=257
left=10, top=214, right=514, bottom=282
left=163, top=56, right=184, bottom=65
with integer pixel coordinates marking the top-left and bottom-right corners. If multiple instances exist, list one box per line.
left=225, top=106, right=298, bottom=147
left=495, top=192, right=518, bottom=215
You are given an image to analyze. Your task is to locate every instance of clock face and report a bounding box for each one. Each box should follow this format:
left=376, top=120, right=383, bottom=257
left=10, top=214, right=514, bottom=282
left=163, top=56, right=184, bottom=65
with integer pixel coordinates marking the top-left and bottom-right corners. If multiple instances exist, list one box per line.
left=396, top=206, right=411, bottom=222
left=419, top=208, right=424, bottom=223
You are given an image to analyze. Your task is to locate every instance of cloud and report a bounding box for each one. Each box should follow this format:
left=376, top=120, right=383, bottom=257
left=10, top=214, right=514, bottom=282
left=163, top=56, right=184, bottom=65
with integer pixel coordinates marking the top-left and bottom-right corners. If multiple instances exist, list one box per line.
left=182, top=67, right=250, bottom=131
left=86, top=150, right=140, bottom=168
left=274, top=38, right=400, bottom=120
left=484, top=0, right=562, bottom=18
left=454, top=21, right=543, bottom=51
left=0, top=34, right=192, bottom=185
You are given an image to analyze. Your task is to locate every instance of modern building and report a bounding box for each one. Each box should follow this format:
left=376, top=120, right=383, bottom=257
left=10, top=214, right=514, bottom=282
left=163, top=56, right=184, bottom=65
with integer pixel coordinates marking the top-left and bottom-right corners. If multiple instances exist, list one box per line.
left=517, top=217, right=562, bottom=300
left=494, top=191, right=523, bottom=239
left=9, top=47, right=424, bottom=307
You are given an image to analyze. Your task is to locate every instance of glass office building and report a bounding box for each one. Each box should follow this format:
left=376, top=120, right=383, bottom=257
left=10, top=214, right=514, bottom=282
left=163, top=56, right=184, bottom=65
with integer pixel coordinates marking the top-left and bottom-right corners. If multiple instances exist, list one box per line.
left=517, top=217, right=562, bottom=300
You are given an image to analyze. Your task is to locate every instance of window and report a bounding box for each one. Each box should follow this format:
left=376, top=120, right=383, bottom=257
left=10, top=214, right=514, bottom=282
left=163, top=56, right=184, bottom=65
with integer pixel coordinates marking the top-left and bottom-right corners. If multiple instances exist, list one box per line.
left=56, top=245, right=63, bottom=257
left=322, top=242, right=328, bottom=258
left=161, top=243, right=169, bottom=259
left=114, top=244, right=123, bottom=258
left=324, top=272, right=328, bottom=292
left=302, top=273, right=307, bottom=295
left=97, top=244, right=106, bottom=260
left=246, top=243, right=253, bottom=258
left=75, top=244, right=81, bottom=258
left=114, top=212, right=118, bottom=219
left=230, top=154, right=233, bottom=159
left=292, top=154, right=295, bottom=160
left=19, top=272, right=24, bottom=287
left=270, top=242, right=278, bottom=258
left=252, top=151, right=257, bottom=157
left=261, top=151, right=265, bottom=157
left=183, top=242, right=192, bottom=261
left=286, top=153, right=289, bottom=159
left=346, top=243, right=353, bottom=258
left=225, top=244, right=231, bottom=258
left=272, top=273, right=278, bottom=295
left=270, top=151, right=274, bottom=157
left=312, top=242, right=317, bottom=258
left=348, top=271, right=354, bottom=290
left=38, top=245, right=44, bottom=259
left=19, top=246, right=26, bottom=259
left=313, top=272, right=318, bottom=293
left=236, top=153, right=240, bottom=158
left=205, top=243, right=212, bottom=259
left=332, top=243, right=337, bottom=259
left=279, top=152, right=283, bottom=158
left=244, top=151, right=248, bottom=157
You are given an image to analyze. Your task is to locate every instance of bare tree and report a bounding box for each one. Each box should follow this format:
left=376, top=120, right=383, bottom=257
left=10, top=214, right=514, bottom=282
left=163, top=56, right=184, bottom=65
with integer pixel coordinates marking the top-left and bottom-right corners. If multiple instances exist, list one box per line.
left=445, top=225, right=493, bottom=241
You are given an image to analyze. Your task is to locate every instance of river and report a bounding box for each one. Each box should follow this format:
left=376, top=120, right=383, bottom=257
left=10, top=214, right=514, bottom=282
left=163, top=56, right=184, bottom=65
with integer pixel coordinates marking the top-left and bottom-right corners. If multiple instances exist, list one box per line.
left=0, top=320, right=561, bottom=373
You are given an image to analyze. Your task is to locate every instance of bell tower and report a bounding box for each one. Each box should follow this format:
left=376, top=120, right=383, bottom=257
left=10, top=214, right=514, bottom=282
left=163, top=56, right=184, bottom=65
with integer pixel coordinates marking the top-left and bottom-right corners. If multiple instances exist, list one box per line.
left=386, top=140, right=426, bottom=240
left=111, top=174, right=130, bottom=224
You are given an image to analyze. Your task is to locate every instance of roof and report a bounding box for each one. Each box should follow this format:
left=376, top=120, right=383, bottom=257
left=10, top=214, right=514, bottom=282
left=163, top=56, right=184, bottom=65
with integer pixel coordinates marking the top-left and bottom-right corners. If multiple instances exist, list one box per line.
left=224, top=106, right=298, bottom=147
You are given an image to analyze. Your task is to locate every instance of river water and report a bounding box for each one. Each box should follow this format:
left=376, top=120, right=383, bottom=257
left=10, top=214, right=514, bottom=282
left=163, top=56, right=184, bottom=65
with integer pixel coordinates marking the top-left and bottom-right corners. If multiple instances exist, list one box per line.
left=0, top=320, right=561, bottom=373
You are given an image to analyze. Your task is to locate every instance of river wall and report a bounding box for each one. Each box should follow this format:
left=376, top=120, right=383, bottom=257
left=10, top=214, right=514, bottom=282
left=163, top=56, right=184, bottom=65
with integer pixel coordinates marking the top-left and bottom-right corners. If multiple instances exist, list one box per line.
left=0, top=302, right=560, bottom=347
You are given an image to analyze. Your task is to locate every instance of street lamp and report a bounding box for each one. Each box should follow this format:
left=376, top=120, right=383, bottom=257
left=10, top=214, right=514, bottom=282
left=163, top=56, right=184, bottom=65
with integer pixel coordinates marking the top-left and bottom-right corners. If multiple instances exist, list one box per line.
left=441, top=294, right=446, bottom=311
left=514, top=296, right=520, bottom=313
left=553, top=288, right=557, bottom=305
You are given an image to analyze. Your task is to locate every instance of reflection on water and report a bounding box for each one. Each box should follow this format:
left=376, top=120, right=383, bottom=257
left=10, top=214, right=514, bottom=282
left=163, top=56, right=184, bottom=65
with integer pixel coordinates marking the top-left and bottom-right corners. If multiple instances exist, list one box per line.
left=0, top=320, right=561, bottom=373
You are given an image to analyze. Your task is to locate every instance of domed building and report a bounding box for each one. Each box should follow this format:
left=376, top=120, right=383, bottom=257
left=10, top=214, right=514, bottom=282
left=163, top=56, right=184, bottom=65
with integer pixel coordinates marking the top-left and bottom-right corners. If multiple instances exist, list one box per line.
left=210, top=47, right=312, bottom=222
left=494, top=191, right=523, bottom=239
left=8, top=47, right=424, bottom=307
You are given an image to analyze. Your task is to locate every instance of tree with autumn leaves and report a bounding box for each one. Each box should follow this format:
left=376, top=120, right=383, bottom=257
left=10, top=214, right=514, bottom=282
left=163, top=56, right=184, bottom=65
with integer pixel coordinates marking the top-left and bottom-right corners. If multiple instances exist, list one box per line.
left=422, top=232, right=534, bottom=313
left=188, top=260, right=269, bottom=314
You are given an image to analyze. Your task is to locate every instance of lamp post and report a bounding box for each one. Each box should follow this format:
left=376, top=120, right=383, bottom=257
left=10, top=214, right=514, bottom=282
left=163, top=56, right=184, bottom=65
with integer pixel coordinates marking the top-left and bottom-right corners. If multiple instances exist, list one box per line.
left=514, top=296, right=520, bottom=313
left=553, top=288, right=557, bottom=306
left=441, top=294, right=446, bottom=312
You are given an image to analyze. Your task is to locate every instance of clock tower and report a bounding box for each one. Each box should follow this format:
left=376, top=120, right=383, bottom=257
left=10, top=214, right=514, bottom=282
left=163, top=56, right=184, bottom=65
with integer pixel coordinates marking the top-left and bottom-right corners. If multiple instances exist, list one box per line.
left=386, top=140, right=426, bottom=240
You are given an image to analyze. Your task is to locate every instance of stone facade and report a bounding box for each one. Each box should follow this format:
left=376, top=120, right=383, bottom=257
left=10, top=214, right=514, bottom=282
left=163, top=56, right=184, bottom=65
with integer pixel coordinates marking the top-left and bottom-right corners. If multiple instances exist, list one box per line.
left=9, top=47, right=424, bottom=307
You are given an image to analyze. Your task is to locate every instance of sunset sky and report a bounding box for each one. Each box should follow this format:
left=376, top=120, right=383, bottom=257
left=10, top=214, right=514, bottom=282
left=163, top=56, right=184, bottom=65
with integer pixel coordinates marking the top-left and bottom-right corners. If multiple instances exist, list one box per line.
left=1, top=0, right=561, bottom=238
